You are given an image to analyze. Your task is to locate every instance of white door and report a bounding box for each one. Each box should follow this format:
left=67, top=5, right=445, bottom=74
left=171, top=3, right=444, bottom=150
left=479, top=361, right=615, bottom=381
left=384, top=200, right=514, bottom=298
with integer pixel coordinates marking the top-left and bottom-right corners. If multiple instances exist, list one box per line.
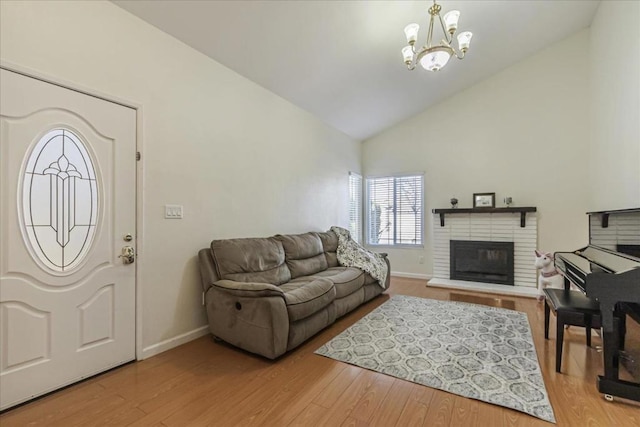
left=0, top=68, right=136, bottom=410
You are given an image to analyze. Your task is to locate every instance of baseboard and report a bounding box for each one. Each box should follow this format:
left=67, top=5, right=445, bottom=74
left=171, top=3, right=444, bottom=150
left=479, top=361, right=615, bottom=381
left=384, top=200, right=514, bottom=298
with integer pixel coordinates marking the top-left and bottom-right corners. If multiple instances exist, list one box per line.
left=391, top=271, right=432, bottom=280
left=140, top=325, right=210, bottom=360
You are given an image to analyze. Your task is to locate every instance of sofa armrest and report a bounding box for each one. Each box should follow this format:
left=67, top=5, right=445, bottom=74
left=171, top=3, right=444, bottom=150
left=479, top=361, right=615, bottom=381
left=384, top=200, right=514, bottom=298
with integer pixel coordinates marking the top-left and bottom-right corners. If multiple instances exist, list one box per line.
left=211, top=280, right=285, bottom=299
left=199, top=248, right=220, bottom=293
left=205, top=285, right=289, bottom=359
left=379, top=252, right=388, bottom=258
left=382, top=256, right=391, bottom=289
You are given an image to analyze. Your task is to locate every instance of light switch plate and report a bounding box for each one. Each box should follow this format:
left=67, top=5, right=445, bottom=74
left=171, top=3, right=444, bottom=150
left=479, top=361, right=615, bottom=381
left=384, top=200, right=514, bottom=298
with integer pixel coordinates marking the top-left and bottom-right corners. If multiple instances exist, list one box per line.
left=164, top=204, right=183, bottom=219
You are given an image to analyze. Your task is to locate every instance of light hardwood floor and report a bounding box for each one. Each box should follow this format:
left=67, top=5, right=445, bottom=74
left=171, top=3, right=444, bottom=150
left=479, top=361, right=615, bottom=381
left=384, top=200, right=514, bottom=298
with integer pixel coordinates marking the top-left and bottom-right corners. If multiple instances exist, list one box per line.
left=2, top=277, right=639, bottom=426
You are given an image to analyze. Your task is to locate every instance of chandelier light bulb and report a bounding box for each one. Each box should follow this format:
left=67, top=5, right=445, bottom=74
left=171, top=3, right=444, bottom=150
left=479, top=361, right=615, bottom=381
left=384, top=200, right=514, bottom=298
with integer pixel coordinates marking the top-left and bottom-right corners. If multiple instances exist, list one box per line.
left=457, top=31, right=473, bottom=51
left=443, top=10, right=460, bottom=33
left=404, top=23, right=420, bottom=45
left=402, top=46, right=414, bottom=64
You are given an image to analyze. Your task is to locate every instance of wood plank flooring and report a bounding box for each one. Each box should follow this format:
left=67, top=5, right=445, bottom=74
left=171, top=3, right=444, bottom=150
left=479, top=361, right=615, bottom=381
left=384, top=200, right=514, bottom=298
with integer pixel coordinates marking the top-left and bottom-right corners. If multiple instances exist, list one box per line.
left=2, top=277, right=639, bottom=426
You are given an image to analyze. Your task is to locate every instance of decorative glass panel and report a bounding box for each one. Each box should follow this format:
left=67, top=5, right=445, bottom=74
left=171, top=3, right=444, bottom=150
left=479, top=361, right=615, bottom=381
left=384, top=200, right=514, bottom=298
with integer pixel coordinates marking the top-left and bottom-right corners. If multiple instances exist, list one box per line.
left=22, top=129, right=98, bottom=272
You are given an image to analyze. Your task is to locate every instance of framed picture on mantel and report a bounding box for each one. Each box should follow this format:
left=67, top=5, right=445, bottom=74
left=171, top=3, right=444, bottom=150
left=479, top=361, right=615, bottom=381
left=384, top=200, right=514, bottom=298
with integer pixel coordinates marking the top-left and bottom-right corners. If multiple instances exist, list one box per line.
left=473, top=192, right=495, bottom=208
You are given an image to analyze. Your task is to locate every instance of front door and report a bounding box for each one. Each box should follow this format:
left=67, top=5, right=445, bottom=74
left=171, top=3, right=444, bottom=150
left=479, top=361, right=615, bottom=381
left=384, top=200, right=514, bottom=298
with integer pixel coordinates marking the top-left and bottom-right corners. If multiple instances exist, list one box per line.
left=0, top=68, right=137, bottom=410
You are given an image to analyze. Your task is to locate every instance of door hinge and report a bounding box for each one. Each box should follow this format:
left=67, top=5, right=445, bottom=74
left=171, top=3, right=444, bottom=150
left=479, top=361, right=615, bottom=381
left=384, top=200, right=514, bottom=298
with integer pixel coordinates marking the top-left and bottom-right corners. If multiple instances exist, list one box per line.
left=136, top=151, right=141, bottom=161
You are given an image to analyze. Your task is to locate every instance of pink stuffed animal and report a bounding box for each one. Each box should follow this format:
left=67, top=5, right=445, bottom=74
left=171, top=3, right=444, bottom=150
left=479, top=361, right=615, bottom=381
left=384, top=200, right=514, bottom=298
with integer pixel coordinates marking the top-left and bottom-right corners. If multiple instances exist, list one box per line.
left=534, top=250, right=564, bottom=301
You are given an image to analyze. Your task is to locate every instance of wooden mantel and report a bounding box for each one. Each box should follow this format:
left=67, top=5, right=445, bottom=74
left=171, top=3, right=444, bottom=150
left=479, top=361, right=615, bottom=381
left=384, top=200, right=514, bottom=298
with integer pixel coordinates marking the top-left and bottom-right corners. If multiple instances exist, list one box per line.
left=432, top=207, right=537, bottom=228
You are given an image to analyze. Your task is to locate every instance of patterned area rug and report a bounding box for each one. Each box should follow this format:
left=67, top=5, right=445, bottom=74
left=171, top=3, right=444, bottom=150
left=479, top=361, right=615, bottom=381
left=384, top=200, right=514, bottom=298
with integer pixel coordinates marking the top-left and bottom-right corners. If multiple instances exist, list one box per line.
left=315, top=295, right=555, bottom=423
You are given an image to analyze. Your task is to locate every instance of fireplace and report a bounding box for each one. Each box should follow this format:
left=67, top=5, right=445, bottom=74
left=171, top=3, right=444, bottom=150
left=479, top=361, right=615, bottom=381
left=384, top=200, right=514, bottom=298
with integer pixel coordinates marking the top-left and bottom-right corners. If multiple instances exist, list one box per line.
left=450, top=240, right=514, bottom=285
left=431, top=210, right=536, bottom=294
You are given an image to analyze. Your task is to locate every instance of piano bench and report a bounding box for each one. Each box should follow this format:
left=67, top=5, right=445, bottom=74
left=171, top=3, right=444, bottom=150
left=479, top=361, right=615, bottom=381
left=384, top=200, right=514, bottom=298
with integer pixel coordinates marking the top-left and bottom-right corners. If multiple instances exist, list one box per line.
left=543, top=288, right=602, bottom=373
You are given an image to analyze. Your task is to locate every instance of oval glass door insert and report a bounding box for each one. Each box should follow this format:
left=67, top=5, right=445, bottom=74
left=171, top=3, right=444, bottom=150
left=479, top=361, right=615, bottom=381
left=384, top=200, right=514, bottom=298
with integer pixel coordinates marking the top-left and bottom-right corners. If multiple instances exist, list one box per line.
left=22, top=128, right=98, bottom=272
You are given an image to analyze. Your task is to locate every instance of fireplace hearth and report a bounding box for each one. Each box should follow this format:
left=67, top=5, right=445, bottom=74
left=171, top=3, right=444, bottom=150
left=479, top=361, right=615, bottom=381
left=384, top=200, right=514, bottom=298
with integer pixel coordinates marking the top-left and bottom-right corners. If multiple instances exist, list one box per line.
left=450, top=240, right=514, bottom=285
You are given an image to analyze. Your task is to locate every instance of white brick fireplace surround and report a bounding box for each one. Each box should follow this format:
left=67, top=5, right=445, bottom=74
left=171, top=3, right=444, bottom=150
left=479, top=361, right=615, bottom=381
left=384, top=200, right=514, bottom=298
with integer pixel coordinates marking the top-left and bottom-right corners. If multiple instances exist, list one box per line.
left=429, top=209, right=539, bottom=298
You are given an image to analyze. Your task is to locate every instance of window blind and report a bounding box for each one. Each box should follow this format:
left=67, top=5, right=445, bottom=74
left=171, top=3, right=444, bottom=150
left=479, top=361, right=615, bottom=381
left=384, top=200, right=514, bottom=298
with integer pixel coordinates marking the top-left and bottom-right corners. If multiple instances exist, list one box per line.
left=366, top=174, right=423, bottom=246
left=348, top=172, right=363, bottom=243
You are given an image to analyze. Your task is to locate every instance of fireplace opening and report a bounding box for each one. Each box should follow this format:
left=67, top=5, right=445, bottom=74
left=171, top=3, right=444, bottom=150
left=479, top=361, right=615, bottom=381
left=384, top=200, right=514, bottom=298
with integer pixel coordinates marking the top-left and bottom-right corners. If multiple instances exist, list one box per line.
left=450, top=240, right=514, bottom=285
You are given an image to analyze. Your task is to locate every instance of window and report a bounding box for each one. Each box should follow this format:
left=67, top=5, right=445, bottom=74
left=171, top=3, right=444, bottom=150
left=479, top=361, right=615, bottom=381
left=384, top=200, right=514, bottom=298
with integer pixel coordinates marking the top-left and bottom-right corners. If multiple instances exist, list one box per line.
left=366, top=174, right=423, bottom=246
left=348, top=172, right=362, bottom=243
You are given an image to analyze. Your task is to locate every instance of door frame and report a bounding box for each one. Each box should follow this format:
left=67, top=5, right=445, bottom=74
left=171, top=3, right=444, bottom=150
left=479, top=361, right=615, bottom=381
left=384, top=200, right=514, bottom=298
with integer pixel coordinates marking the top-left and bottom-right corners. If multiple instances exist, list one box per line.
left=1, top=60, right=145, bottom=361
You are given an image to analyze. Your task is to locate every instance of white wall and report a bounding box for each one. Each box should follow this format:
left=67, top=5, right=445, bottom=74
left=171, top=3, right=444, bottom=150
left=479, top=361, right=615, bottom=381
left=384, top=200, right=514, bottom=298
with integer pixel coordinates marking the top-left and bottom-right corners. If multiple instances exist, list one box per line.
left=589, top=1, right=640, bottom=210
left=0, top=1, right=361, bottom=355
left=363, top=31, right=591, bottom=277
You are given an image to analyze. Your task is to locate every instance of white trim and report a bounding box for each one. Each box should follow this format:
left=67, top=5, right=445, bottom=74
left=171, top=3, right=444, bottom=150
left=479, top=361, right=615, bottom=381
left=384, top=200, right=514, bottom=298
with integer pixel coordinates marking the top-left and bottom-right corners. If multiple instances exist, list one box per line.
left=428, top=278, right=540, bottom=298
left=134, top=107, right=145, bottom=361
left=364, top=171, right=425, bottom=179
left=140, top=326, right=210, bottom=360
left=348, top=171, right=363, bottom=243
left=391, top=271, right=432, bottom=280
left=0, top=60, right=140, bottom=109
left=1, top=60, right=146, bottom=361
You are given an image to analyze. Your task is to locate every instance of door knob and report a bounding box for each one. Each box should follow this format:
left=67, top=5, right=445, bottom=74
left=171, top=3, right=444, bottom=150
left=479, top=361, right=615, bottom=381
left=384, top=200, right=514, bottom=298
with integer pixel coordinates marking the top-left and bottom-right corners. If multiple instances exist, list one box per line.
left=119, top=246, right=135, bottom=264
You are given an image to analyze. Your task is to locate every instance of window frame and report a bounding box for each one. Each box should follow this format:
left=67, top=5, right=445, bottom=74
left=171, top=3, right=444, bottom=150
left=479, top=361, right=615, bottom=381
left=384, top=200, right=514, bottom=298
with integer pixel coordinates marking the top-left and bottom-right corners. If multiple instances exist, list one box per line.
left=364, top=173, right=424, bottom=248
left=348, top=171, right=363, bottom=243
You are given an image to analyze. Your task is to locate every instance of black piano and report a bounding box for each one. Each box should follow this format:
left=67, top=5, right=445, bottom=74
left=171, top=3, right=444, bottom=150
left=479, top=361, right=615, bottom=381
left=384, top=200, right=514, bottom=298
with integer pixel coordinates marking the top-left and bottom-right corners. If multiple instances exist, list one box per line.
left=555, top=229, right=640, bottom=401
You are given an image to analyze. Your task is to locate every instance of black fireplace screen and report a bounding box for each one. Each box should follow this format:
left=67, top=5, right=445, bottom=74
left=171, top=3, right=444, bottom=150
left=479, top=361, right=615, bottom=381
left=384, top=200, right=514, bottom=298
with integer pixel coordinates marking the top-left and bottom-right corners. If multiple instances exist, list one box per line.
left=450, top=240, right=514, bottom=285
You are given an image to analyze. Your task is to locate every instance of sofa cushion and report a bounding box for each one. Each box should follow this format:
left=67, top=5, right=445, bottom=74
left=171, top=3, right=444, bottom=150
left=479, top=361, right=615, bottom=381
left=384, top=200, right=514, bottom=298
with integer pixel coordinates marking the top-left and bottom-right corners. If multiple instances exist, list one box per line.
left=211, top=237, right=291, bottom=285
left=293, top=267, right=365, bottom=299
left=316, top=231, right=339, bottom=267
left=279, top=278, right=335, bottom=322
left=275, top=233, right=328, bottom=279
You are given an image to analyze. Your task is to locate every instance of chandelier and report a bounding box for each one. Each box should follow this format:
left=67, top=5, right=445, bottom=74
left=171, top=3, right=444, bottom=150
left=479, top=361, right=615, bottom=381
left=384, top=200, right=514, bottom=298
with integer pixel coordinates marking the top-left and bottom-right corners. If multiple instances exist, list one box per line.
left=402, top=0, right=473, bottom=72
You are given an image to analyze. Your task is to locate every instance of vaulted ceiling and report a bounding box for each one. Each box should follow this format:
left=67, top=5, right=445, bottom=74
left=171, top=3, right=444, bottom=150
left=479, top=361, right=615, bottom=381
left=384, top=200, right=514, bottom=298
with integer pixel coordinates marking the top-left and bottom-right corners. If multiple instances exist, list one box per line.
left=113, top=1, right=600, bottom=140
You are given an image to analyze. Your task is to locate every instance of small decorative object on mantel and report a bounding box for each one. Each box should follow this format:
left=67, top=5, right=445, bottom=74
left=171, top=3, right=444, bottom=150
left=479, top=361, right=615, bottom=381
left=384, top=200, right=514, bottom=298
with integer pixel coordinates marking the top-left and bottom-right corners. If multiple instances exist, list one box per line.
left=450, top=197, right=458, bottom=208
left=473, top=192, right=495, bottom=208
left=504, top=196, right=513, bottom=207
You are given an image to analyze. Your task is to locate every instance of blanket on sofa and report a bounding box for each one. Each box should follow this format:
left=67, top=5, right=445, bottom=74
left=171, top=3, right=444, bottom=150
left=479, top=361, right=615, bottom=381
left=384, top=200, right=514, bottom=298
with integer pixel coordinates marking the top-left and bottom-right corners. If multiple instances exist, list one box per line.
left=330, top=226, right=387, bottom=288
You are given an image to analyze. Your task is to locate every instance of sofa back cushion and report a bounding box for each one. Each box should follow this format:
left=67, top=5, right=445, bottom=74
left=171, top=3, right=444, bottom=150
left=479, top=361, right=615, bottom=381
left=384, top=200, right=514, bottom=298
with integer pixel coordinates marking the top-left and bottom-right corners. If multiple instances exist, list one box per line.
left=211, top=237, right=291, bottom=285
left=275, top=233, right=328, bottom=279
left=316, top=231, right=339, bottom=268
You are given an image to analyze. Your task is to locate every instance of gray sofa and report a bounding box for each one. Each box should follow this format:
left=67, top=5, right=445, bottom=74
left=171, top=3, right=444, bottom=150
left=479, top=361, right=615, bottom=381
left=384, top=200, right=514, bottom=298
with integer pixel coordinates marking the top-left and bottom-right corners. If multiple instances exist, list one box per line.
left=198, top=230, right=390, bottom=359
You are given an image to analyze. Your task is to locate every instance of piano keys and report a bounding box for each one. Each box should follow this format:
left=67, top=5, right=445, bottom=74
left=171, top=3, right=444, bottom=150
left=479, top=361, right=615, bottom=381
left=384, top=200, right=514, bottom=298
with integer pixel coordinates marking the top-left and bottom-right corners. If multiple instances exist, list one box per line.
left=555, top=244, right=640, bottom=402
